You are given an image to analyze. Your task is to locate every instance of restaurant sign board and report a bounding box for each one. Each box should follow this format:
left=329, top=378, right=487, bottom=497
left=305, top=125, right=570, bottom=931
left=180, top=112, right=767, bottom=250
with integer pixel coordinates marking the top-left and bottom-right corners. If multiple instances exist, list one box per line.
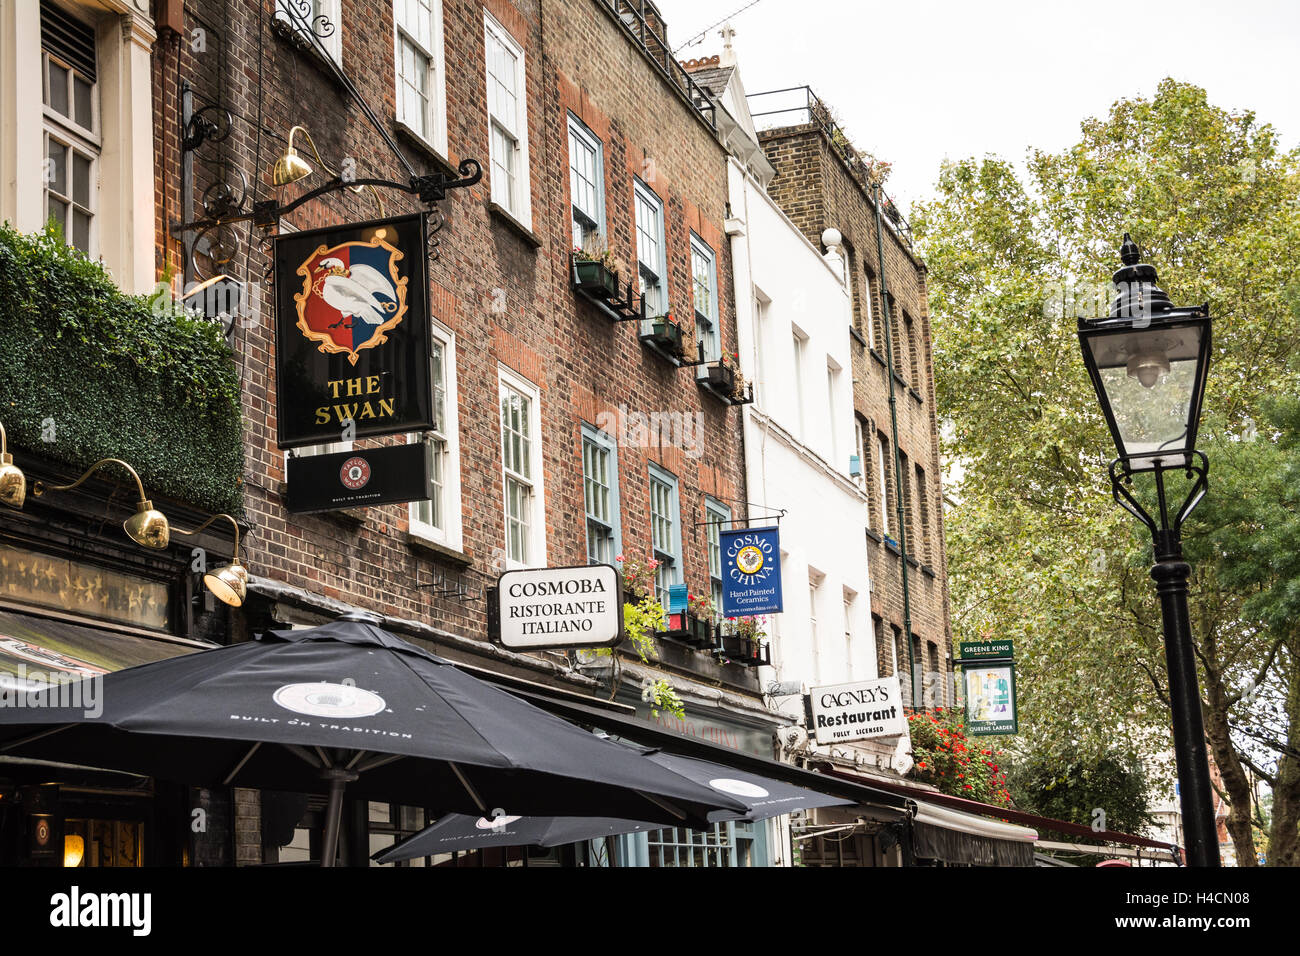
left=492, top=565, right=623, bottom=650
left=807, top=676, right=906, bottom=745
left=273, top=213, right=433, bottom=449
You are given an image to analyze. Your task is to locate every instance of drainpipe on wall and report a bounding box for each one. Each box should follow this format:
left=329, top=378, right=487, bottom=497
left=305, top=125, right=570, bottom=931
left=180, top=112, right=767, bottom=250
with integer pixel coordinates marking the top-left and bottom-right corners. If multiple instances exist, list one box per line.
left=871, top=180, right=919, bottom=708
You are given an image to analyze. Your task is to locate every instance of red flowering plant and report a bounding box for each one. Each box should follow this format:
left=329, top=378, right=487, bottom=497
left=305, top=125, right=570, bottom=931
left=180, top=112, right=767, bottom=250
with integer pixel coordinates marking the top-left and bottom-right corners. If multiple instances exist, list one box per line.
left=905, top=707, right=1011, bottom=807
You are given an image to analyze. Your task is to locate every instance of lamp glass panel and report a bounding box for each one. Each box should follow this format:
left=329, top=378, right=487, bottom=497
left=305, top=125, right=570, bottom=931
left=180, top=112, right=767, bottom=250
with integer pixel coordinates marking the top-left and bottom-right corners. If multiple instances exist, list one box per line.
left=1086, top=322, right=1204, bottom=468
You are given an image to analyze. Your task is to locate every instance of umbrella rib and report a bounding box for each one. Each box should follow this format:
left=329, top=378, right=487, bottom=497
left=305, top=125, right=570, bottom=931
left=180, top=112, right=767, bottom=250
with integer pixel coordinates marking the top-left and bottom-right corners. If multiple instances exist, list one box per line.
left=0, top=723, right=75, bottom=752
left=636, top=790, right=686, bottom=821
left=344, top=750, right=369, bottom=771
left=222, top=742, right=262, bottom=786
left=354, top=753, right=404, bottom=773
left=313, top=745, right=334, bottom=769
left=284, top=744, right=324, bottom=769
left=448, top=761, right=487, bottom=814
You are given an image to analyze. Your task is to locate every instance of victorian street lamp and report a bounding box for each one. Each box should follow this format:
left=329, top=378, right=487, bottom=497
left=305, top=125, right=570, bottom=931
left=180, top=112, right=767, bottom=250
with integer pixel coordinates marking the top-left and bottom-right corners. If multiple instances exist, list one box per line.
left=1077, top=234, right=1219, bottom=867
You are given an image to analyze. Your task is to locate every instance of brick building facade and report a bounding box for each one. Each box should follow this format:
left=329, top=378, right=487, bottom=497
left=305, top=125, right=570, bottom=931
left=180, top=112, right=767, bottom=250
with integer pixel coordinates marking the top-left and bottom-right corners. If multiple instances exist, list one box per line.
left=754, top=95, right=954, bottom=708
left=146, top=0, right=778, bottom=862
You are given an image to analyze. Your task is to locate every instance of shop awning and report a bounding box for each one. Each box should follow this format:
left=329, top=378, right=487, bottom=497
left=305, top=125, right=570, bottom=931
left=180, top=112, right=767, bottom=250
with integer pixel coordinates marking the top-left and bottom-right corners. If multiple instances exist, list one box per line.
left=502, top=686, right=912, bottom=821
left=911, top=800, right=1037, bottom=866
left=0, top=607, right=210, bottom=687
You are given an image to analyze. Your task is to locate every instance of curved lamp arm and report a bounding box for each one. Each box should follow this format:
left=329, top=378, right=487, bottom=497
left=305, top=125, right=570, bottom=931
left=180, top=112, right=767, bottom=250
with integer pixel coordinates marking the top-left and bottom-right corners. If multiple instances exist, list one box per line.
left=173, top=512, right=242, bottom=560
left=33, top=458, right=150, bottom=504
left=285, top=125, right=386, bottom=216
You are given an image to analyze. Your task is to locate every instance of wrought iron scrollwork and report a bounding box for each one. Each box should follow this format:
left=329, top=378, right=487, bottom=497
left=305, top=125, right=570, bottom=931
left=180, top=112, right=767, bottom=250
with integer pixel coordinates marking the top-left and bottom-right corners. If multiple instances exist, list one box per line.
left=271, top=0, right=336, bottom=51
left=182, top=105, right=232, bottom=152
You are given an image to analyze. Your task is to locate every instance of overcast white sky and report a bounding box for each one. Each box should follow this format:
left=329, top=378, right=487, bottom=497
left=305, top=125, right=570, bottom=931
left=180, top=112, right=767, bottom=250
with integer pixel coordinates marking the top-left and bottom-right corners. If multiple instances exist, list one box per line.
left=654, top=0, right=1300, bottom=213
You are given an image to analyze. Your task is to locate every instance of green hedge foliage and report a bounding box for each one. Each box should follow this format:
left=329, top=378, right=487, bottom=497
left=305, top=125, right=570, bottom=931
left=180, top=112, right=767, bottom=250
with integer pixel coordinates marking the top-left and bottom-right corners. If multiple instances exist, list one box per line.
left=0, top=225, right=243, bottom=514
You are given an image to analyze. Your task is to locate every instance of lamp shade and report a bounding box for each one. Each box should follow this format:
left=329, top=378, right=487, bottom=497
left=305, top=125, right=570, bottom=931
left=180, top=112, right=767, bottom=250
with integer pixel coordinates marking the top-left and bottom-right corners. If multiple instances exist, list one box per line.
left=124, top=500, right=170, bottom=550
left=1078, top=238, right=1212, bottom=471
left=203, top=561, right=248, bottom=607
left=272, top=146, right=313, bottom=186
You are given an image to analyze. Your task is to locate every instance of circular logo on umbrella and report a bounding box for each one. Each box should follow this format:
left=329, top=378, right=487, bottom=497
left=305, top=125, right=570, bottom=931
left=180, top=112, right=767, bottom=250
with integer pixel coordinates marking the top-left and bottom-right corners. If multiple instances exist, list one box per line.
left=340, top=457, right=371, bottom=490
left=708, top=777, right=769, bottom=799
left=475, top=814, right=521, bottom=830
left=273, top=682, right=386, bottom=718
left=736, top=545, right=765, bottom=575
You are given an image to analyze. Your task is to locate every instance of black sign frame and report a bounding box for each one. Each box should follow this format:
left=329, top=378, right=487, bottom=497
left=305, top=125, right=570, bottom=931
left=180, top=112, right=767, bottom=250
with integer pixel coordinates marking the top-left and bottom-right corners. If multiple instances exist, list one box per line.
left=273, top=213, right=433, bottom=449
left=285, top=443, right=431, bottom=514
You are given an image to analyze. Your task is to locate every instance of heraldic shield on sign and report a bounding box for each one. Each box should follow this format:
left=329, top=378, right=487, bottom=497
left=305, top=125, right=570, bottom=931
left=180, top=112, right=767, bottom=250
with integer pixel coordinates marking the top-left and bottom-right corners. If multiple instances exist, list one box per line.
left=273, top=214, right=434, bottom=449
left=294, top=237, right=409, bottom=365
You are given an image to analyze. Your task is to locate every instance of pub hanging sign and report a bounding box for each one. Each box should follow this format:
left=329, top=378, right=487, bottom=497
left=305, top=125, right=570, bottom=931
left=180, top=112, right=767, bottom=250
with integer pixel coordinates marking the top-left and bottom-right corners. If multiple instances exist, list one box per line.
left=273, top=213, right=433, bottom=449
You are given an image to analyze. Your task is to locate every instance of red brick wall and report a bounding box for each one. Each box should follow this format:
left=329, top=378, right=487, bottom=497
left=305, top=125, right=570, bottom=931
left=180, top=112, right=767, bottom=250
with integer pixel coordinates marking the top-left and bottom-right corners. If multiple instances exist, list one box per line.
left=151, top=0, right=749, bottom=681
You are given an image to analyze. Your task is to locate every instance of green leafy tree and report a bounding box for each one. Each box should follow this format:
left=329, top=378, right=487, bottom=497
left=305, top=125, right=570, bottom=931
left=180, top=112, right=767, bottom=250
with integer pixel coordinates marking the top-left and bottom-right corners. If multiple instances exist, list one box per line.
left=913, top=78, right=1300, bottom=866
left=1009, top=749, right=1152, bottom=837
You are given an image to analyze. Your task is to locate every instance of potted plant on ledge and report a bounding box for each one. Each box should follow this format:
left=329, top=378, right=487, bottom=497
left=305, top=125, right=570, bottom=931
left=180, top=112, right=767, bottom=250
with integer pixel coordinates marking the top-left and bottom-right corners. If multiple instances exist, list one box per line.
left=641, top=312, right=685, bottom=359
left=571, top=236, right=620, bottom=299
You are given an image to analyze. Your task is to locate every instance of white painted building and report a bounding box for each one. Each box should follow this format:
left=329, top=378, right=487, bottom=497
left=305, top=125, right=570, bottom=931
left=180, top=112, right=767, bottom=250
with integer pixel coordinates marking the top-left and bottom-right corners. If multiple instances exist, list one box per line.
left=701, top=50, right=880, bottom=760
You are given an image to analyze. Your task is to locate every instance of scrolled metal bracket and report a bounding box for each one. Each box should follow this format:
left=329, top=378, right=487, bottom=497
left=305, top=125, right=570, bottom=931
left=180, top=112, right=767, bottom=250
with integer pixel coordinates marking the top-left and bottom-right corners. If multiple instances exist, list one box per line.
left=1109, top=450, right=1209, bottom=543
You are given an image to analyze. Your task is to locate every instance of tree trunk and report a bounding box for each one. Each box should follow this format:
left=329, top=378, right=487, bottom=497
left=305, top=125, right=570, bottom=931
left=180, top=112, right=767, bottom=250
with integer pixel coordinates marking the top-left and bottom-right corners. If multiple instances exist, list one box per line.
left=1267, top=642, right=1300, bottom=867
left=1200, top=664, right=1257, bottom=866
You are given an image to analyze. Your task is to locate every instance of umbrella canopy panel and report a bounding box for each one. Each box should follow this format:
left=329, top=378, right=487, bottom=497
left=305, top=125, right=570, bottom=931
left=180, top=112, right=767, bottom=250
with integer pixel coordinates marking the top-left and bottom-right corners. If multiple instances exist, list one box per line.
left=0, top=620, right=750, bottom=828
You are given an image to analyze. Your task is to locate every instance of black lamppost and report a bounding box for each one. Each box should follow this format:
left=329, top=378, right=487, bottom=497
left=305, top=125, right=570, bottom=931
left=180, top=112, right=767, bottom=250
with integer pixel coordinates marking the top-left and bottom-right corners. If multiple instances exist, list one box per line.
left=1077, top=234, right=1220, bottom=868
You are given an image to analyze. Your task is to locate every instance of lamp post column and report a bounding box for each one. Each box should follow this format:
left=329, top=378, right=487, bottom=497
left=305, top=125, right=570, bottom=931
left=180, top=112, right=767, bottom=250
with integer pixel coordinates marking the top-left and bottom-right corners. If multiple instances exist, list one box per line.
left=1151, top=527, right=1221, bottom=868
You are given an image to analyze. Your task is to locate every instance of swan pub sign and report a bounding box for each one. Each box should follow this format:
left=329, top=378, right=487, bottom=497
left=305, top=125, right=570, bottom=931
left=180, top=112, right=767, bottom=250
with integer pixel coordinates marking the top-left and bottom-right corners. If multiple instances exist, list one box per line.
left=273, top=214, right=434, bottom=448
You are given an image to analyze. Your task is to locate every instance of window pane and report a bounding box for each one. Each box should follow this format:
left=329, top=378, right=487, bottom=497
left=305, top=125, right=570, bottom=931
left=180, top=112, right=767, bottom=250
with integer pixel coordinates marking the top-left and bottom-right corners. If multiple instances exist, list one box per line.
left=47, top=61, right=69, bottom=116
left=73, top=74, right=92, bottom=129
left=72, top=153, right=91, bottom=206
left=72, top=210, right=90, bottom=252
left=46, top=140, right=66, bottom=195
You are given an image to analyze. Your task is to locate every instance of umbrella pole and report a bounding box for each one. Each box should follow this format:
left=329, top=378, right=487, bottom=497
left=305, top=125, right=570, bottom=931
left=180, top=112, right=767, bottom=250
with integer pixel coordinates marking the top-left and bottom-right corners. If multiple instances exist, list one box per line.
left=320, top=767, right=359, bottom=868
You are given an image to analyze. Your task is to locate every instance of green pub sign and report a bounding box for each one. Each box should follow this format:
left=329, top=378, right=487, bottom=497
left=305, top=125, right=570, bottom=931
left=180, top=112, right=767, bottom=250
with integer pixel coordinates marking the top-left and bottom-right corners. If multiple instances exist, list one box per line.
left=958, top=640, right=1017, bottom=736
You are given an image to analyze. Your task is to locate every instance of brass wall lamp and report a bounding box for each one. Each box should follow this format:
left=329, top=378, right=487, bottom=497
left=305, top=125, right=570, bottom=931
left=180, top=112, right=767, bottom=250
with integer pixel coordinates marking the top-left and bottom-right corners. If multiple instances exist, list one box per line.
left=31, top=458, right=170, bottom=550
left=0, top=423, right=25, bottom=508
left=273, top=124, right=386, bottom=216
left=174, top=513, right=248, bottom=608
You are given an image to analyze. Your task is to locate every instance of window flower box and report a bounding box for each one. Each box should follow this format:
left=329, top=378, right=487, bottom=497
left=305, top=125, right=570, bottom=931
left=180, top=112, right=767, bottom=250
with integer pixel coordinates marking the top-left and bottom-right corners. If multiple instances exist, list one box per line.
left=657, top=610, right=715, bottom=648
left=571, top=253, right=619, bottom=298
left=719, top=634, right=770, bottom=667
left=640, top=315, right=685, bottom=359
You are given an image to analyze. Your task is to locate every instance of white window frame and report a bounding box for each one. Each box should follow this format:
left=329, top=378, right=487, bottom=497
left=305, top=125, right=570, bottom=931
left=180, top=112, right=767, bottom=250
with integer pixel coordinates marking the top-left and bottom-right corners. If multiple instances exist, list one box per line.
left=634, top=178, right=667, bottom=318
left=648, top=464, right=682, bottom=606
left=808, top=572, right=823, bottom=685
left=275, top=0, right=343, bottom=64
left=408, top=322, right=460, bottom=549
left=567, top=113, right=604, bottom=249
left=484, top=13, right=531, bottom=227
left=393, top=0, right=446, bottom=155
left=582, top=422, right=621, bottom=565
left=42, top=50, right=98, bottom=256
left=499, top=366, right=545, bottom=569
left=791, top=327, right=808, bottom=437
left=691, top=234, right=719, bottom=363
left=843, top=590, right=856, bottom=681
left=826, top=360, right=841, bottom=466
left=704, top=499, right=732, bottom=616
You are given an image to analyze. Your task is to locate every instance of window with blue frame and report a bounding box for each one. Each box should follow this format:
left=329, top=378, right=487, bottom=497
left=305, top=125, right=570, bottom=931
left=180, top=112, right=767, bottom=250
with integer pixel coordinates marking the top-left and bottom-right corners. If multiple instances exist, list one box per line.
left=581, top=423, right=621, bottom=565
left=691, top=234, right=719, bottom=363
left=648, top=464, right=681, bottom=605
left=612, top=820, right=768, bottom=867
left=704, top=498, right=731, bottom=616
left=634, top=178, right=667, bottom=317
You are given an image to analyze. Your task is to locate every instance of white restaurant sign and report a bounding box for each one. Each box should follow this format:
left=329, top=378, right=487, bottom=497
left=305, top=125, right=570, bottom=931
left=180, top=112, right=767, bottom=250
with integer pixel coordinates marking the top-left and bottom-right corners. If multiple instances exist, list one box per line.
left=494, top=564, right=623, bottom=650
left=808, top=677, right=906, bottom=745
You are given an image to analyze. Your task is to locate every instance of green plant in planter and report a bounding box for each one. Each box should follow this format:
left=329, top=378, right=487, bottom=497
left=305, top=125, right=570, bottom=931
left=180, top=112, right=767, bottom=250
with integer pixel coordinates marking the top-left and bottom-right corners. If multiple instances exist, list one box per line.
left=905, top=707, right=1011, bottom=806
left=607, top=553, right=685, bottom=719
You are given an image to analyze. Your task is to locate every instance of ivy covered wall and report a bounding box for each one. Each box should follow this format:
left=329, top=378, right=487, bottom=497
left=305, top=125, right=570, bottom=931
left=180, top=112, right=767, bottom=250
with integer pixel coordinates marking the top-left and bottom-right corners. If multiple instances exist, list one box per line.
left=0, top=227, right=243, bottom=514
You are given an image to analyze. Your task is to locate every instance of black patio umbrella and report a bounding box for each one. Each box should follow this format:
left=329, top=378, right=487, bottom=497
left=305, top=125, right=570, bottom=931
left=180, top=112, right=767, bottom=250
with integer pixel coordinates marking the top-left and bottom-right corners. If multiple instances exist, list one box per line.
left=374, top=748, right=852, bottom=863
left=0, top=617, right=749, bottom=865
